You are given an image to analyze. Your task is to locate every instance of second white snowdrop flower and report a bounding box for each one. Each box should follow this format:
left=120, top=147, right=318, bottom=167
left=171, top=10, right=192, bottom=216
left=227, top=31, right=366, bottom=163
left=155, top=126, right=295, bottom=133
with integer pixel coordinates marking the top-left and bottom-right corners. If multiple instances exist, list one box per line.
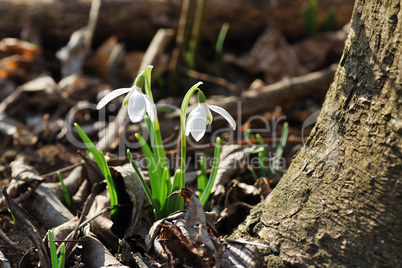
left=96, top=73, right=156, bottom=123
left=185, top=91, right=236, bottom=141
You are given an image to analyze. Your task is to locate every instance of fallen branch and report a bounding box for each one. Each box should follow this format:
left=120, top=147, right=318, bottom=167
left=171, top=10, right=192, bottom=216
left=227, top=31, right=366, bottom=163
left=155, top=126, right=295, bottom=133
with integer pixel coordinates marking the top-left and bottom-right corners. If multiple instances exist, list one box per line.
left=207, top=64, right=338, bottom=121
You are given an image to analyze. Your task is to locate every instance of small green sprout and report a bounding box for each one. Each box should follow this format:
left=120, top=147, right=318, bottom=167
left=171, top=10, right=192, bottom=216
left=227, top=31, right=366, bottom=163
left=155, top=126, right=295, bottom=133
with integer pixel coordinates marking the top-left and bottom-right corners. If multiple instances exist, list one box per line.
left=249, top=122, right=289, bottom=179
left=197, top=156, right=208, bottom=196
left=48, top=230, right=65, bottom=268
left=57, top=172, right=71, bottom=210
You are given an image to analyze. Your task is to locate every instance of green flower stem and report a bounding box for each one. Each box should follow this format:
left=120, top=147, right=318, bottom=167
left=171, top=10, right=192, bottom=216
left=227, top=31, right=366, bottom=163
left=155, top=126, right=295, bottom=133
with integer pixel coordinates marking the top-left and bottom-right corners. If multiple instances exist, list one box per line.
left=200, top=137, right=221, bottom=208
left=143, top=66, right=169, bottom=170
left=180, top=82, right=203, bottom=202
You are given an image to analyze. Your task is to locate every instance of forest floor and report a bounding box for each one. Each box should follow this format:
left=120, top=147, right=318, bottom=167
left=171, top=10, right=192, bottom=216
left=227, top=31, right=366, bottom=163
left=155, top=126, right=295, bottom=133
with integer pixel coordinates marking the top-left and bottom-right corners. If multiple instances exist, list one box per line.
left=0, top=1, right=352, bottom=267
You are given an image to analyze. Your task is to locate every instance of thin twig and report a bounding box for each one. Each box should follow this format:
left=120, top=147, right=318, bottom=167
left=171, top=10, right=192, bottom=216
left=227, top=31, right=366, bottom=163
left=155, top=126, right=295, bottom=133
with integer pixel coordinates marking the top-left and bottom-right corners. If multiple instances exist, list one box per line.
left=0, top=229, right=26, bottom=252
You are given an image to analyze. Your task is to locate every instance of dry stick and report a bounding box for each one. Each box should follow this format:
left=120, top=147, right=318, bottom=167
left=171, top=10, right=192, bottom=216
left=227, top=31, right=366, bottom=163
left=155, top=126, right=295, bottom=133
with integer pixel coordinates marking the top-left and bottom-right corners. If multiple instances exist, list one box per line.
left=0, top=229, right=26, bottom=252
left=184, top=68, right=236, bottom=91
left=96, top=28, right=175, bottom=152
left=168, top=0, right=196, bottom=87
left=209, top=64, right=338, bottom=121
left=85, top=0, right=102, bottom=54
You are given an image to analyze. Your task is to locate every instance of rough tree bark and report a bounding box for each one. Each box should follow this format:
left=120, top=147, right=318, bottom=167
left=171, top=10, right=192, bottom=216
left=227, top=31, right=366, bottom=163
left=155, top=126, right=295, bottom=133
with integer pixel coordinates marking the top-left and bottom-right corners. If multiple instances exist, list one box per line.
left=232, top=0, right=402, bottom=267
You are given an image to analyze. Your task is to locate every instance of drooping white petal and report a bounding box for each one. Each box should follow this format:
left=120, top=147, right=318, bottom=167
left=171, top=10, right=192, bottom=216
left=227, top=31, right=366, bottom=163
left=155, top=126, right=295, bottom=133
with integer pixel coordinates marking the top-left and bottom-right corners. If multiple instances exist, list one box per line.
left=123, top=86, right=140, bottom=106
left=185, top=105, right=207, bottom=141
left=202, top=102, right=213, bottom=124
left=127, top=88, right=146, bottom=122
left=208, top=104, right=236, bottom=130
left=96, top=87, right=132, bottom=109
left=142, top=94, right=157, bottom=121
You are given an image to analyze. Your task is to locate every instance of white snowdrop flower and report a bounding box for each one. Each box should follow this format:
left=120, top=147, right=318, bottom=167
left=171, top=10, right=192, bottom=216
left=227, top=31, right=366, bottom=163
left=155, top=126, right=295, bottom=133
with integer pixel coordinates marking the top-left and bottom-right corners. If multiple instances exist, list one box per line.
left=185, top=91, right=236, bottom=141
left=96, top=74, right=156, bottom=122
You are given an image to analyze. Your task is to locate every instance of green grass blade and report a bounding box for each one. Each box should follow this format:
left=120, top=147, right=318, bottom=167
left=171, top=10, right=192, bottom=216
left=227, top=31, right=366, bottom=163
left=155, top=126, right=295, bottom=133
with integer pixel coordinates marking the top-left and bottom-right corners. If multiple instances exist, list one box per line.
left=100, top=152, right=118, bottom=213
left=58, top=244, right=65, bottom=268
left=245, top=128, right=251, bottom=141
left=275, top=122, right=289, bottom=159
left=258, top=151, right=267, bottom=178
left=57, top=172, right=71, bottom=210
left=74, top=123, right=118, bottom=215
left=256, top=134, right=268, bottom=158
left=127, top=150, right=162, bottom=220
left=200, top=137, right=221, bottom=209
left=48, top=230, right=58, bottom=268
left=215, top=23, right=229, bottom=58
left=74, top=123, right=105, bottom=174
left=197, top=156, right=208, bottom=197
left=248, top=166, right=259, bottom=181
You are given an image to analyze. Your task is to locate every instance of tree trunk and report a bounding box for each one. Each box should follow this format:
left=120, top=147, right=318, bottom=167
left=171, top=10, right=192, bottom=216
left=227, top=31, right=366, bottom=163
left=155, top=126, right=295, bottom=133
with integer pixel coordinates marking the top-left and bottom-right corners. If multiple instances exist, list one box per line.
left=232, top=0, right=402, bottom=267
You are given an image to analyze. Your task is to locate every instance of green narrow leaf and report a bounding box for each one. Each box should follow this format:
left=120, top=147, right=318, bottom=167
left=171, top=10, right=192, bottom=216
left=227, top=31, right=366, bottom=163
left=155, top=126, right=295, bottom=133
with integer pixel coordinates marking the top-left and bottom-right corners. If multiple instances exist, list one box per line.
left=127, top=150, right=162, bottom=220
left=258, top=151, right=267, bottom=178
left=200, top=137, right=221, bottom=209
left=74, top=123, right=105, bottom=174
left=275, top=122, right=289, bottom=159
left=48, top=230, right=58, bottom=268
left=58, top=244, right=65, bottom=268
left=273, top=122, right=289, bottom=171
left=143, top=65, right=154, bottom=100
left=245, top=128, right=251, bottom=141
left=74, top=123, right=118, bottom=215
left=214, top=23, right=230, bottom=75
left=135, top=133, right=162, bottom=201
left=165, top=169, right=182, bottom=215
left=142, top=66, right=169, bottom=170
left=197, top=156, right=208, bottom=197
left=159, top=167, right=170, bottom=213
left=256, top=134, right=268, bottom=158
left=153, top=125, right=169, bottom=169
left=144, top=117, right=158, bottom=162
left=248, top=166, right=259, bottom=181
left=100, top=151, right=118, bottom=213
left=215, top=22, right=230, bottom=57
left=145, top=117, right=169, bottom=171
left=57, top=172, right=71, bottom=209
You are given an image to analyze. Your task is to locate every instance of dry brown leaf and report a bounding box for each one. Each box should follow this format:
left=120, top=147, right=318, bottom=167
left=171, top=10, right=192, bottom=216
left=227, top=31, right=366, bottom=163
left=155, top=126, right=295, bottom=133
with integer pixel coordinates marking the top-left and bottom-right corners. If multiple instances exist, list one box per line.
left=224, top=25, right=307, bottom=84
left=0, top=38, right=40, bottom=58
